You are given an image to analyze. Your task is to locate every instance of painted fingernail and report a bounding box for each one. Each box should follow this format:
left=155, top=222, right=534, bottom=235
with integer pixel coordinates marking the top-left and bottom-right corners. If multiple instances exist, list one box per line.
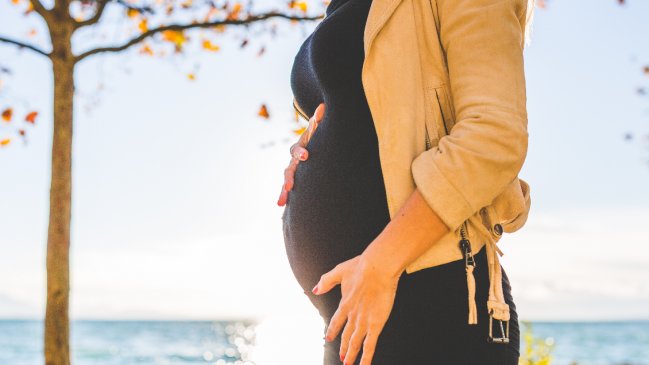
left=340, top=354, right=345, bottom=362
left=312, top=285, right=318, bottom=294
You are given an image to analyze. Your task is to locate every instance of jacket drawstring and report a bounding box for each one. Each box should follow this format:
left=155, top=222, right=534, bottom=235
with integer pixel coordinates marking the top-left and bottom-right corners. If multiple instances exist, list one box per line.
left=466, top=263, right=478, bottom=324
left=463, top=224, right=510, bottom=325
left=485, top=234, right=510, bottom=322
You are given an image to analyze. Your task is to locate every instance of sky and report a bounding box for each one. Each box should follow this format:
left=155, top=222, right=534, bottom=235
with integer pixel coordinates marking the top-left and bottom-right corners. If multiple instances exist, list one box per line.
left=0, top=0, right=649, bottom=323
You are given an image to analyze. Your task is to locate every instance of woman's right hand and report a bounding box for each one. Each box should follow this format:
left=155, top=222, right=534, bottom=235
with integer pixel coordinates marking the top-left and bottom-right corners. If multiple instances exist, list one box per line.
left=277, top=102, right=325, bottom=206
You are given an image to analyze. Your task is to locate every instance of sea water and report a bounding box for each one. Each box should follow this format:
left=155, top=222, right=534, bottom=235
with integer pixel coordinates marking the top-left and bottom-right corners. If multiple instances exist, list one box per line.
left=0, top=319, right=647, bottom=365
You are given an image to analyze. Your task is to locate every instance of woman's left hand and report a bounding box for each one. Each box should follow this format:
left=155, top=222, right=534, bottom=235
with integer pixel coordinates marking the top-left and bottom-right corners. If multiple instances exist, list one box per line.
left=312, top=252, right=402, bottom=365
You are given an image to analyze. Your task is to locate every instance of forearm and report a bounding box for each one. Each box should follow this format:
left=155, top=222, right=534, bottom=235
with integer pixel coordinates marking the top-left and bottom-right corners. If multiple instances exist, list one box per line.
left=361, top=187, right=451, bottom=278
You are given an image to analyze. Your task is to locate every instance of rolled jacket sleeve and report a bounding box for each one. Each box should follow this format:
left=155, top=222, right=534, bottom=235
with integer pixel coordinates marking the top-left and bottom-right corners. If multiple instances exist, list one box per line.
left=411, top=0, right=529, bottom=232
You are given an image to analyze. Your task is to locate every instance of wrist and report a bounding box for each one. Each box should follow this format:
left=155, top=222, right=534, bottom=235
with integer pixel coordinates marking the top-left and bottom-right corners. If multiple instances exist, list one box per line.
left=360, top=239, right=405, bottom=280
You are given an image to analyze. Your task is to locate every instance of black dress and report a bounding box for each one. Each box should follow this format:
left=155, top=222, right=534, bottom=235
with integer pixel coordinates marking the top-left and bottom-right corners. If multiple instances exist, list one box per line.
left=281, top=0, right=520, bottom=363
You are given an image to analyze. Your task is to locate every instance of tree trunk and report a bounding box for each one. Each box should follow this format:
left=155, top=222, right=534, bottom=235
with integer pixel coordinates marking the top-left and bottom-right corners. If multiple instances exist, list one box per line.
left=45, top=25, right=74, bottom=365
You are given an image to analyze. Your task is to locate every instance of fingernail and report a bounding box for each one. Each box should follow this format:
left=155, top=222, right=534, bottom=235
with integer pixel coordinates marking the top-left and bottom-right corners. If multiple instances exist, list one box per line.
left=312, top=284, right=318, bottom=294
left=340, top=354, right=345, bottom=362
left=324, top=335, right=331, bottom=342
left=300, top=151, right=306, bottom=159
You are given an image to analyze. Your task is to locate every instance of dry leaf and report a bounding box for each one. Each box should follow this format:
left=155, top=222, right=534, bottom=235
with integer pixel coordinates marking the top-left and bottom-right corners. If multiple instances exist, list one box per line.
left=25, top=111, right=38, bottom=124
left=162, top=30, right=187, bottom=51
left=258, top=104, right=270, bottom=119
left=293, top=126, right=306, bottom=135
left=140, top=44, right=154, bottom=56
left=138, top=19, right=148, bottom=33
left=127, top=8, right=139, bottom=18
left=202, top=40, right=220, bottom=52
left=2, top=108, right=13, bottom=122
left=289, top=1, right=308, bottom=12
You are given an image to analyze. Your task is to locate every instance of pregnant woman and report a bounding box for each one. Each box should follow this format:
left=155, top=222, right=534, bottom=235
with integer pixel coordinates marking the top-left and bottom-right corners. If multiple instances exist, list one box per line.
left=278, top=0, right=535, bottom=364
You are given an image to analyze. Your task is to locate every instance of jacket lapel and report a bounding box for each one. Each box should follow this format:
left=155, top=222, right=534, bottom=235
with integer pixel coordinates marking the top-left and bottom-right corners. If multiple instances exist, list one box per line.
left=364, top=0, right=404, bottom=57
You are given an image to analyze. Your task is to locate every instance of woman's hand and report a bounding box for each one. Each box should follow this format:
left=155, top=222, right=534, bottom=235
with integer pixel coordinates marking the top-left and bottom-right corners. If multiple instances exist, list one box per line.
left=312, top=251, right=402, bottom=365
left=277, top=103, right=325, bottom=206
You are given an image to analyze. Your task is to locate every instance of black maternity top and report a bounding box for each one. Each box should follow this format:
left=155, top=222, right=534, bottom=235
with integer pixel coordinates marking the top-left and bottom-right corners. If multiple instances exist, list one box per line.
left=281, top=0, right=520, bottom=363
left=282, top=0, right=391, bottom=291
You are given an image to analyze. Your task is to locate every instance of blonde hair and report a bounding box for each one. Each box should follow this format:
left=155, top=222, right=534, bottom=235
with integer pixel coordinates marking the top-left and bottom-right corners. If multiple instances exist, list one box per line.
left=522, top=0, right=537, bottom=48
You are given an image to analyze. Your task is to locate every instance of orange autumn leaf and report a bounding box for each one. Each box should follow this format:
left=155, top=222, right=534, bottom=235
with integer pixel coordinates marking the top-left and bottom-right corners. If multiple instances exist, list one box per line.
left=205, top=5, right=218, bottom=19
left=138, top=19, right=148, bottom=33
left=226, top=2, right=242, bottom=20
left=127, top=8, right=139, bottom=18
left=202, top=40, right=220, bottom=52
left=289, top=1, right=308, bottom=12
left=213, top=24, right=226, bottom=33
left=293, top=126, right=307, bottom=135
left=2, top=108, right=13, bottom=122
left=24, top=1, right=33, bottom=14
left=258, top=104, right=270, bottom=119
left=140, top=44, right=154, bottom=56
left=11, top=0, right=20, bottom=4
left=0, top=139, right=10, bottom=146
left=643, top=65, right=649, bottom=75
left=161, top=30, right=187, bottom=51
left=187, top=73, right=196, bottom=80
left=19, top=129, right=26, bottom=136
left=25, top=111, right=38, bottom=124
left=27, top=28, right=37, bottom=37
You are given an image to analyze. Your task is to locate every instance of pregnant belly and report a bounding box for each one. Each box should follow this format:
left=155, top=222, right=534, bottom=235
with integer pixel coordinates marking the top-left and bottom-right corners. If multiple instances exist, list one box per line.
left=281, top=115, right=391, bottom=290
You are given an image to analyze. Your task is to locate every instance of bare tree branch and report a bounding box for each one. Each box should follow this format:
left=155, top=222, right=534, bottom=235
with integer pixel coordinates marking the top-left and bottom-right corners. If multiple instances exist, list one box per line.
left=74, top=0, right=155, bottom=30
left=74, top=0, right=109, bottom=29
left=29, top=0, right=51, bottom=19
left=0, top=35, right=49, bottom=57
left=111, top=0, right=155, bottom=14
left=74, top=11, right=323, bottom=63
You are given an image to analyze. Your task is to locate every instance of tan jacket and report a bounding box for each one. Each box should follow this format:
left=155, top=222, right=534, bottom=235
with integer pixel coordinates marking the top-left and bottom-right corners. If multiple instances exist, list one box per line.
left=292, top=0, right=532, bottom=327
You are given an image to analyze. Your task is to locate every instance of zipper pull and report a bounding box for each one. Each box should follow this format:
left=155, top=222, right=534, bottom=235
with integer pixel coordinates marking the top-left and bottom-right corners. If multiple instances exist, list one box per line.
left=459, top=221, right=475, bottom=267
left=459, top=221, right=478, bottom=325
left=459, top=238, right=476, bottom=268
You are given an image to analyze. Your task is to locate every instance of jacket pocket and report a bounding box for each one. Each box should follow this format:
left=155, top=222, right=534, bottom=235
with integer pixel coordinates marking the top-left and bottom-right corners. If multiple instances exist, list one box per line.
left=434, top=85, right=456, bottom=135
left=481, top=177, right=532, bottom=238
left=424, top=85, right=456, bottom=143
left=423, top=87, right=439, bottom=150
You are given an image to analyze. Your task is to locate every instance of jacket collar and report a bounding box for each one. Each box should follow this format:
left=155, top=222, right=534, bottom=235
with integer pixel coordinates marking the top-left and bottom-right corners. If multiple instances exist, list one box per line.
left=364, top=0, right=404, bottom=56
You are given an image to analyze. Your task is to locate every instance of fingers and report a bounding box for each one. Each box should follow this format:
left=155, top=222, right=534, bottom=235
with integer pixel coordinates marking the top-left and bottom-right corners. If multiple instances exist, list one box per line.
left=312, top=263, right=344, bottom=295
left=284, top=159, right=299, bottom=191
left=343, top=323, right=367, bottom=365
left=339, top=315, right=357, bottom=362
left=277, top=188, right=288, bottom=206
left=277, top=160, right=298, bottom=206
left=277, top=143, right=309, bottom=206
left=359, top=328, right=379, bottom=365
left=325, top=302, right=348, bottom=343
left=303, top=103, right=326, bottom=144
left=291, top=144, right=309, bottom=162
left=314, top=103, right=325, bottom=125
left=278, top=103, right=325, bottom=207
